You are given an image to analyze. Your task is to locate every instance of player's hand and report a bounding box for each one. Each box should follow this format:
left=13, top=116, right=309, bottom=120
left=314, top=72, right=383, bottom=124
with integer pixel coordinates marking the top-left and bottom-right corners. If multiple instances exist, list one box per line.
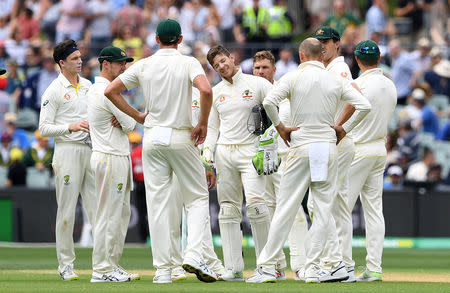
left=69, top=120, right=90, bottom=133
left=205, top=169, right=216, bottom=189
left=332, top=125, right=347, bottom=145
left=192, top=122, right=207, bottom=146
left=201, top=147, right=214, bottom=171
left=252, top=125, right=281, bottom=175
left=111, top=116, right=121, bottom=128
left=135, top=110, right=149, bottom=125
left=276, top=123, right=299, bottom=147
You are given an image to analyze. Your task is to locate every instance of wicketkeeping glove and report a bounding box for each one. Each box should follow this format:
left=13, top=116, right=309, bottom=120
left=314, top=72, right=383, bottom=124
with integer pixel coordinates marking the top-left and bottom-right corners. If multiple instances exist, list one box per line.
left=252, top=125, right=281, bottom=175
left=201, top=147, right=214, bottom=171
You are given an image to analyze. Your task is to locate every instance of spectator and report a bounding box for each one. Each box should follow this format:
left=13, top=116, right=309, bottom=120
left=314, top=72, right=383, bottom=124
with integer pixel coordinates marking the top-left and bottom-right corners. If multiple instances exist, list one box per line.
left=15, top=7, right=40, bottom=41
left=388, top=39, right=418, bottom=105
left=0, top=0, right=15, bottom=20
left=274, top=47, right=298, bottom=80
left=4, top=27, right=29, bottom=66
left=23, top=46, right=43, bottom=77
left=383, top=165, right=404, bottom=189
left=406, top=147, right=435, bottom=182
left=323, top=0, right=360, bottom=36
left=410, top=88, right=440, bottom=137
left=55, top=0, right=86, bottom=43
left=86, top=0, right=114, bottom=56
left=5, top=147, right=26, bottom=187
left=5, top=59, right=23, bottom=96
left=397, top=119, right=420, bottom=163
left=437, top=119, right=450, bottom=141
left=113, top=25, right=143, bottom=61
left=112, top=0, right=143, bottom=38
left=428, top=59, right=450, bottom=96
left=18, top=54, right=58, bottom=116
left=427, top=163, right=442, bottom=184
left=212, top=0, right=235, bottom=43
left=423, top=47, right=449, bottom=95
left=267, top=0, right=294, bottom=45
left=0, top=132, right=12, bottom=166
left=0, top=16, right=11, bottom=41
left=129, top=131, right=148, bottom=243
left=394, top=0, right=433, bottom=37
left=142, top=0, right=160, bottom=41
left=191, top=0, right=220, bottom=44
left=410, top=37, right=432, bottom=87
left=23, top=130, right=53, bottom=171
left=2, top=112, right=30, bottom=151
left=39, top=0, right=60, bottom=42
left=365, top=0, right=394, bottom=44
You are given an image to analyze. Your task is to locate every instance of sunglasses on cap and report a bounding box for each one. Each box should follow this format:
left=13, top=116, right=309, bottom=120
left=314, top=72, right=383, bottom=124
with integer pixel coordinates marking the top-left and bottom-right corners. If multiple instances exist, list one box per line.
left=356, top=46, right=380, bottom=54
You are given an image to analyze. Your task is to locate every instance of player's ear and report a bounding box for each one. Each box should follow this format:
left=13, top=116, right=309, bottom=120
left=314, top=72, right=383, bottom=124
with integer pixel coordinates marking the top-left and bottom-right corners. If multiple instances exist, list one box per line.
left=155, top=35, right=161, bottom=45
left=177, top=35, right=183, bottom=44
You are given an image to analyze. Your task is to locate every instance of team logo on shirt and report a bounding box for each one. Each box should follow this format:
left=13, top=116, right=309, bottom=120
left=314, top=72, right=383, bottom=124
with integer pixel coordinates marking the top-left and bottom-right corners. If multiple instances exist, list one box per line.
left=43, top=100, right=49, bottom=107
left=64, top=175, right=70, bottom=185
left=341, top=72, right=348, bottom=78
left=219, top=96, right=226, bottom=103
left=242, top=90, right=253, bottom=101
left=117, top=183, right=123, bottom=192
left=192, top=100, right=199, bottom=108
left=63, top=94, right=71, bottom=104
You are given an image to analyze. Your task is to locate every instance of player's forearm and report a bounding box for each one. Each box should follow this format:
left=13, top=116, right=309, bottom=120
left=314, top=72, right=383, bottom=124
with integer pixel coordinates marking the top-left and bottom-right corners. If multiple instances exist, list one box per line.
left=105, top=84, right=141, bottom=122
left=263, top=102, right=280, bottom=127
left=39, top=121, right=71, bottom=137
left=198, top=89, right=212, bottom=126
left=335, top=103, right=356, bottom=126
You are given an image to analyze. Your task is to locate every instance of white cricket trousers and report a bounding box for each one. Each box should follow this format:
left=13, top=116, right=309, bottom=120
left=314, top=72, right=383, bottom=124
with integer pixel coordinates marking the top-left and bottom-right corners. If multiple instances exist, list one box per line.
left=345, top=141, right=386, bottom=273
left=315, top=137, right=355, bottom=269
left=142, top=128, right=210, bottom=274
left=257, top=143, right=338, bottom=278
left=91, top=152, right=132, bottom=274
left=53, top=142, right=96, bottom=271
left=169, top=174, right=224, bottom=272
left=265, top=153, right=308, bottom=272
left=215, top=143, right=270, bottom=273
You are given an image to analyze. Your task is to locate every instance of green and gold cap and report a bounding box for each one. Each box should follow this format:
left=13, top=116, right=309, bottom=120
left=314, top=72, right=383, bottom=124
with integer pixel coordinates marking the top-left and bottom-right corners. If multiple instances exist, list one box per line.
left=156, top=19, right=182, bottom=43
left=354, top=40, right=380, bottom=61
left=313, top=26, right=340, bottom=41
left=98, top=46, right=134, bottom=63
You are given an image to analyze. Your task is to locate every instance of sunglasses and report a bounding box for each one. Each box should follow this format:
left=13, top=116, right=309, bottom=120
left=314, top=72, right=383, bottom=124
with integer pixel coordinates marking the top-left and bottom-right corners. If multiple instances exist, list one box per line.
left=356, top=46, right=379, bottom=54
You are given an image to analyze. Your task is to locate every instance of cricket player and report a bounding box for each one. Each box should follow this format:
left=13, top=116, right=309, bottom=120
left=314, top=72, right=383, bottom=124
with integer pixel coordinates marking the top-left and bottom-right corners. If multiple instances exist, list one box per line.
left=252, top=50, right=308, bottom=281
left=169, top=87, right=226, bottom=281
left=202, top=45, right=273, bottom=281
left=39, top=39, right=96, bottom=281
left=104, top=19, right=217, bottom=283
left=88, top=46, right=139, bottom=282
left=246, top=38, right=371, bottom=283
left=345, top=40, right=397, bottom=282
left=312, top=26, right=357, bottom=281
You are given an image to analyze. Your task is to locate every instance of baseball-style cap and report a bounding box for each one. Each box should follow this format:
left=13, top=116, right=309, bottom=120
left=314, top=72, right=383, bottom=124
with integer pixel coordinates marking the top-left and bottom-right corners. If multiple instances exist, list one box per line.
left=156, top=19, right=182, bottom=43
left=387, top=165, right=403, bottom=176
left=4, top=112, right=17, bottom=124
left=313, top=26, right=340, bottom=41
left=411, top=88, right=426, bottom=100
left=354, top=40, right=380, bottom=61
left=98, top=46, right=134, bottom=63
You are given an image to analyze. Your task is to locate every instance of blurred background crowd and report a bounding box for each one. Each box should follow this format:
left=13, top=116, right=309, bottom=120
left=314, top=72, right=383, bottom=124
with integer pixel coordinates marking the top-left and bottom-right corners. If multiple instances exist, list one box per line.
left=0, top=0, right=449, bottom=190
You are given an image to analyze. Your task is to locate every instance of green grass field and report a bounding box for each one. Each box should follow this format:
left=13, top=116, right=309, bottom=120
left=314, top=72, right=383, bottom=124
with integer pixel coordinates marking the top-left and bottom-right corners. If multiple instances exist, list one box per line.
left=1, top=246, right=450, bottom=292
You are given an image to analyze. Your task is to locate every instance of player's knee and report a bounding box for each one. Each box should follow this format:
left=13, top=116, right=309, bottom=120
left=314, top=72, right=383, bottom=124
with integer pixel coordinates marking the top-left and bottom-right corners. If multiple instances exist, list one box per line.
left=218, top=203, right=242, bottom=224
left=246, top=202, right=270, bottom=223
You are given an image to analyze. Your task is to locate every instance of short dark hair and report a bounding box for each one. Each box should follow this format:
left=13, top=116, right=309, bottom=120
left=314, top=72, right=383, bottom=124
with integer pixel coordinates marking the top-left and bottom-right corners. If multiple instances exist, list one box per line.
left=207, top=45, right=231, bottom=67
left=253, top=51, right=275, bottom=66
left=53, top=39, right=77, bottom=66
left=159, top=36, right=181, bottom=46
left=356, top=57, right=378, bottom=67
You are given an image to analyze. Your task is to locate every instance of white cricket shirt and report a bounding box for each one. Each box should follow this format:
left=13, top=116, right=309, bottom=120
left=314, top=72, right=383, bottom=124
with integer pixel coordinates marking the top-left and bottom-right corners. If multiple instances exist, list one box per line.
left=263, top=61, right=371, bottom=148
left=326, top=56, right=353, bottom=123
left=203, top=69, right=273, bottom=149
left=119, top=48, right=206, bottom=130
left=88, top=76, right=136, bottom=156
left=39, top=73, right=92, bottom=143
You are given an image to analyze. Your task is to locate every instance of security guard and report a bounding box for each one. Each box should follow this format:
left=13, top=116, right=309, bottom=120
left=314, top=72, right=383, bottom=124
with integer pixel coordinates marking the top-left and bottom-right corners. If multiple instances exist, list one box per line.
left=267, top=0, right=294, bottom=43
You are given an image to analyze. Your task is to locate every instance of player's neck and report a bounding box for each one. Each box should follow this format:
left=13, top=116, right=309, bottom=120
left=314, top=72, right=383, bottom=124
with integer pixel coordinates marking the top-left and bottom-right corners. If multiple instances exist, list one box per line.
left=100, top=72, right=114, bottom=82
left=324, top=55, right=339, bottom=68
left=224, top=67, right=239, bottom=84
left=62, top=70, right=79, bottom=86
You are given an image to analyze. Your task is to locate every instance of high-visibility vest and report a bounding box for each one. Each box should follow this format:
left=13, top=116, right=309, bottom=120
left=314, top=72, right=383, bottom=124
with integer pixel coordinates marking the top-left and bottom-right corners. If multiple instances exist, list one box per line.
left=267, top=6, right=292, bottom=38
left=242, top=7, right=270, bottom=38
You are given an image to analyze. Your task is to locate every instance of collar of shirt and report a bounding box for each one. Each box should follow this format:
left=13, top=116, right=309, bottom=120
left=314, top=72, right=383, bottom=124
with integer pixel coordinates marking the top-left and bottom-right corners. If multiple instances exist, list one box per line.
left=57, top=73, right=81, bottom=89
left=359, top=67, right=383, bottom=78
left=326, top=56, right=345, bottom=70
left=298, top=60, right=325, bottom=70
left=222, top=67, right=243, bottom=85
left=154, top=48, right=182, bottom=57
left=94, top=76, right=111, bottom=85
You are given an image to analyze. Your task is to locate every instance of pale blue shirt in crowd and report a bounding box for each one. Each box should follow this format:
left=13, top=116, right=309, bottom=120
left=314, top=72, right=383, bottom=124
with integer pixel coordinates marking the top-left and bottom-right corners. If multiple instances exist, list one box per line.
left=390, top=51, right=417, bottom=99
left=365, top=5, right=386, bottom=40
left=37, top=70, right=59, bottom=109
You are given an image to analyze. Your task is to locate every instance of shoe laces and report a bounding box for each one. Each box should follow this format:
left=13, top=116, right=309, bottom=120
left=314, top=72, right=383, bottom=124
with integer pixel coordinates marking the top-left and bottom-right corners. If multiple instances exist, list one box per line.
left=199, top=263, right=213, bottom=274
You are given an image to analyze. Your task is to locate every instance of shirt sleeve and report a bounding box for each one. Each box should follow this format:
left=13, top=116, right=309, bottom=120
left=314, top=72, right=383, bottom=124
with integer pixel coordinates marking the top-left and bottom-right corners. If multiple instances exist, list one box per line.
left=104, top=97, right=137, bottom=134
left=340, top=79, right=372, bottom=133
left=188, top=57, right=206, bottom=83
left=203, top=100, right=220, bottom=150
left=119, top=60, right=142, bottom=90
left=263, top=74, right=292, bottom=126
left=39, top=87, right=71, bottom=137
left=257, top=76, right=273, bottom=103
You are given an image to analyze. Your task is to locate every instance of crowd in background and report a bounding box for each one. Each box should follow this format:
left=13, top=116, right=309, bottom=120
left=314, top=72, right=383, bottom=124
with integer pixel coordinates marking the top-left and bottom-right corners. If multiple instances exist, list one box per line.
left=0, top=0, right=449, bottom=189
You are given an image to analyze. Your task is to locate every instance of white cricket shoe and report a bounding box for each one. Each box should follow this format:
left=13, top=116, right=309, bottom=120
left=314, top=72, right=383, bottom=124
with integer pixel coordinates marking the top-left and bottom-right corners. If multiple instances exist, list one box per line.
left=305, top=266, right=320, bottom=283
left=276, top=269, right=286, bottom=281
left=153, top=273, right=172, bottom=284
left=58, top=265, right=79, bottom=281
left=341, top=266, right=356, bottom=283
left=115, top=266, right=140, bottom=281
left=219, top=269, right=244, bottom=281
left=246, top=267, right=277, bottom=283
left=295, top=267, right=305, bottom=281
left=90, top=270, right=131, bottom=282
left=215, top=267, right=227, bottom=280
left=171, top=266, right=187, bottom=281
left=182, top=257, right=217, bottom=283
left=356, top=268, right=382, bottom=282
left=318, top=261, right=349, bottom=283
